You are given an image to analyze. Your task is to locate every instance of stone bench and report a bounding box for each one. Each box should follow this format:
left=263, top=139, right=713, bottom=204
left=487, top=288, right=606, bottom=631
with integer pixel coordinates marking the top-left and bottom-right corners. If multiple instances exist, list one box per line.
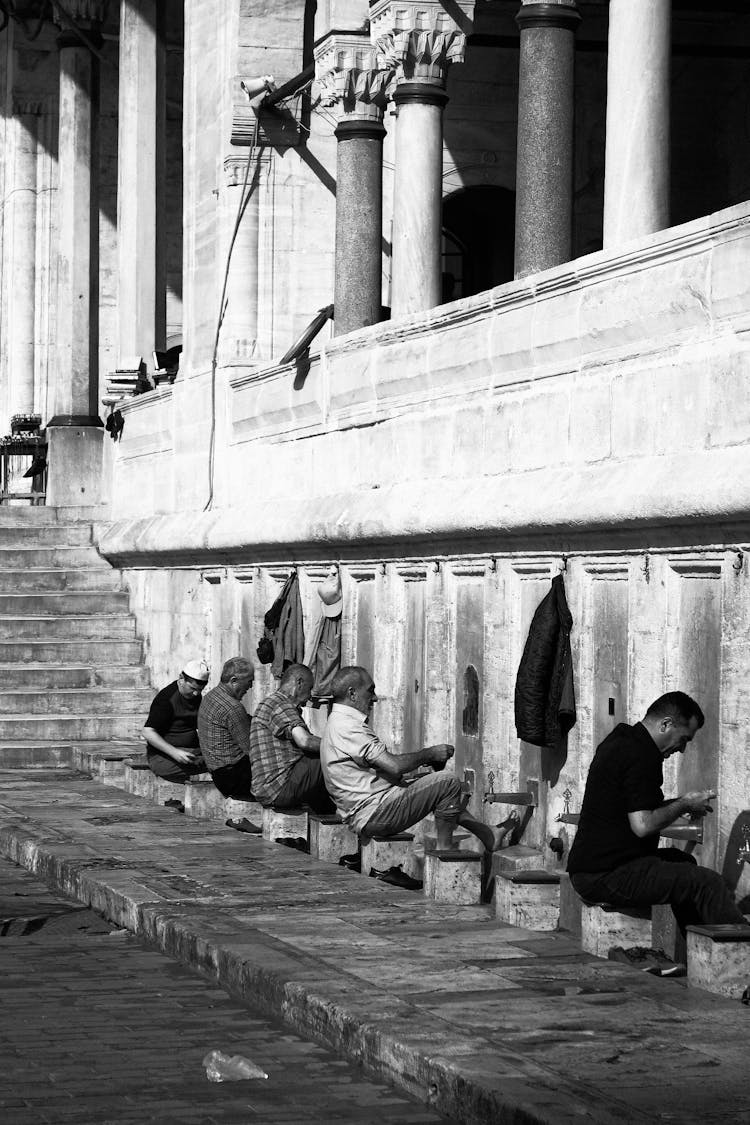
left=687, top=924, right=750, bottom=999
left=495, top=869, right=561, bottom=930
left=361, top=832, right=415, bottom=876
left=183, top=776, right=262, bottom=828
left=423, top=849, right=483, bottom=905
left=307, top=813, right=358, bottom=863
left=580, top=900, right=652, bottom=958
left=261, top=806, right=309, bottom=844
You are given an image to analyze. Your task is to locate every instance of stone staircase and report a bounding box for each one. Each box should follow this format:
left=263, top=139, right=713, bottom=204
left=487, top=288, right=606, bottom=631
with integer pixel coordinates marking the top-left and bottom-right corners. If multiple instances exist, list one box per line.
left=0, top=508, right=151, bottom=761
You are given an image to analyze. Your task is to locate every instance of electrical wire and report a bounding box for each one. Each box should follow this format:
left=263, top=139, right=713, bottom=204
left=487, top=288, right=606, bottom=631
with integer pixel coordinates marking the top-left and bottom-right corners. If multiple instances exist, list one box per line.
left=203, top=113, right=263, bottom=512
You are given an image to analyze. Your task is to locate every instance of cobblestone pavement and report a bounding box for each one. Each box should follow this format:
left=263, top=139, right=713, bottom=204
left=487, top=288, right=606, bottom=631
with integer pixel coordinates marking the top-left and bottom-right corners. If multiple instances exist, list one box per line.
left=0, top=858, right=452, bottom=1124
left=3, top=767, right=750, bottom=1124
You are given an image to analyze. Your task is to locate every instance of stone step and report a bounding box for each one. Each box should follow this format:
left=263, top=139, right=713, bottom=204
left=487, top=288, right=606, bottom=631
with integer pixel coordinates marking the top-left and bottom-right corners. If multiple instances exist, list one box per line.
left=0, top=714, right=144, bottom=740
left=0, top=688, right=153, bottom=716
left=0, top=546, right=107, bottom=569
left=0, top=741, right=75, bottom=767
left=0, top=665, right=149, bottom=689
left=0, top=524, right=92, bottom=546
left=0, top=615, right=136, bottom=640
left=0, top=569, right=121, bottom=592
left=0, top=592, right=130, bottom=615
left=0, top=639, right=143, bottom=663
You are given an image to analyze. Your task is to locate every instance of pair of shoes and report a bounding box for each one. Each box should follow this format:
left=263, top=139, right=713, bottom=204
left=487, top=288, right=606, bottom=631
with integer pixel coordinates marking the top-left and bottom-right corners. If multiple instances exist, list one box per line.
left=225, top=817, right=262, bottom=834
left=608, top=945, right=686, bottom=977
left=338, top=852, right=361, bottom=872
left=275, top=836, right=309, bottom=854
left=164, top=798, right=185, bottom=813
left=369, top=864, right=423, bottom=891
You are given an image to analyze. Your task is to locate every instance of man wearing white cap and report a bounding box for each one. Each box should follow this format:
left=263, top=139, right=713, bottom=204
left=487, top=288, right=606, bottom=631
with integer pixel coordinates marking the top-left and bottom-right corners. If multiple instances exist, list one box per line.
left=143, top=659, right=210, bottom=783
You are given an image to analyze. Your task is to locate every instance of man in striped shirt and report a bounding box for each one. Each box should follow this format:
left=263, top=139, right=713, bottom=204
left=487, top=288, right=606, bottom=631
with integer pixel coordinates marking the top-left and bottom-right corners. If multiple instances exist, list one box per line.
left=249, top=664, right=335, bottom=814
left=197, top=657, right=255, bottom=799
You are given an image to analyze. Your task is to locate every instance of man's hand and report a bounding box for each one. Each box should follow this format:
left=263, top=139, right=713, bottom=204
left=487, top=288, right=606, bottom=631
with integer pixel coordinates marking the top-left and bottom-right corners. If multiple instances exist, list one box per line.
left=682, top=789, right=716, bottom=817
left=170, top=747, right=199, bottom=767
left=424, top=744, right=455, bottom=771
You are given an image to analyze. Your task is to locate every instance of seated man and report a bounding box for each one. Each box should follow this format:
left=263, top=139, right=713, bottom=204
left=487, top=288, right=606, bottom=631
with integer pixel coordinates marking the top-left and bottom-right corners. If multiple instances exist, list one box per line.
left=567, top=691, right=748, bottom=931
left=321, top=666, right=511, bottom=851
left=197, top=656, right=255, bottom=799
left=143, top=659, right=210, bottom=783
left=250, top=664, right=335, bottom=814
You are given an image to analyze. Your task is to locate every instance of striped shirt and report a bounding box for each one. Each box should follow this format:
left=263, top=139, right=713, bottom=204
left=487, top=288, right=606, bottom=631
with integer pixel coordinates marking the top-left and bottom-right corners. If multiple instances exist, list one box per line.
left=197, top=683, right=252, bottom=771
left=249, top=689, right=310, bottom=804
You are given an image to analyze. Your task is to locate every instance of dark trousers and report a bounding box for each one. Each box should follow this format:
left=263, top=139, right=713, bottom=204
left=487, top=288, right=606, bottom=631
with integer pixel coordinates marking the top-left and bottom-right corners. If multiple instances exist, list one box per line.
left=147, top=749, right=207, bottom=784
left=571, top=847, right=748, bottom=933
left=211, top=757, right=254, bottom=800
left=273, top=757, right=335, bottom=815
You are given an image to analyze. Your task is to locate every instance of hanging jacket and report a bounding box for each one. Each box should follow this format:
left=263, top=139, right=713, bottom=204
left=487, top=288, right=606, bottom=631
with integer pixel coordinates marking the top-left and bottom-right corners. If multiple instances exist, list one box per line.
left=514, top=573, right=576, bottom=747
left=257, top=570, right=305, bottom=678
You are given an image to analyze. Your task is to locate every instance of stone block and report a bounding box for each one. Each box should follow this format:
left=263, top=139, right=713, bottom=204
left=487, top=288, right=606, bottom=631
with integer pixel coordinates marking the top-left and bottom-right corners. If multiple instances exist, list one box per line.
left=558, top=872, right=582, bottom=938
left=225, top=797, right=263, bottom=826
left=308, top=814, right=358, bottom=863
left=494, top=871, right=560, bottom=931
left=97, top=756, right=129, bottom=785
left=183, top=777, right=226, bottom=820
left=652, top=903, right=686, bottom=963
left=126, top=761, right=155, bottom=800
left=154, top=778, right=186, bottom=808
left=491, top=845, right=545, bottom=878
left=687, top=924, right=750, bottom=1000
left=422, top=829, right=481, bottom=855
left=423, top=850, right=483, bottom=906
left=580, top=902, right=652, bottom=958
left=361, top=832, right=414, bottom=875
left=262, top=806, right=309, bottom=843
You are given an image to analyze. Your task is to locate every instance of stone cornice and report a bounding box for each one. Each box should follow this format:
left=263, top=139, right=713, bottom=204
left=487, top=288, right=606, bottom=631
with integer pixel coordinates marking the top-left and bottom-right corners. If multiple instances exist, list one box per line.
left=370, top=0, right=475, bottom=84
left=314, top=32, right=393, bottom=121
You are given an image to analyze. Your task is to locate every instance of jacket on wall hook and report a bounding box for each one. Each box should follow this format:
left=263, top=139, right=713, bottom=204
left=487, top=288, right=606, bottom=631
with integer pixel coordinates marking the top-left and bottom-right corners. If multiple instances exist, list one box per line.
left=514, top=573, right=576, bottom=747
left=256, top=570, right=305, bottom=678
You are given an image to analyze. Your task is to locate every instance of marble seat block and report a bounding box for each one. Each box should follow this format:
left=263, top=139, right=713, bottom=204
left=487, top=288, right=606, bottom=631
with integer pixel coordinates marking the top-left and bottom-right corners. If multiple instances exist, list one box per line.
left=97, top=756, right=129, bottom=785
left=491, top=846, right=546, bottom=879
left=361, top=833, right=414, bottom=875
left=262, top=805, right=309, bottom=842
left=308, top=813, right=358, bottom=863
left=652, top=902, right=686, bottom=963
left=422, top=829, right=479, bottom=855
left=153, top=778, right=186, bottom=807
left=495, top=871, right=560, bottom=930
left=424, top=850, right=483, bottom=906
left=183, top=777, right=227, bottom=820
left=558, top=872, right=583, bottom=938
left=580, top=902, right=652, bottom=958
left=225, top=797, right=263, bottom=825
left=126, top=761, right=155, bottom=800
left=687, top=925, right=750, bottom=1000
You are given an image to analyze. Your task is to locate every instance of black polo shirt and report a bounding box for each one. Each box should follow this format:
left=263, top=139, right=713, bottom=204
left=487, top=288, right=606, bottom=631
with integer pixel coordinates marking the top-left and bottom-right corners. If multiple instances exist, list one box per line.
left=567, top=722, right=664, bottom=875
left=144, top=680, right=200, bottom=750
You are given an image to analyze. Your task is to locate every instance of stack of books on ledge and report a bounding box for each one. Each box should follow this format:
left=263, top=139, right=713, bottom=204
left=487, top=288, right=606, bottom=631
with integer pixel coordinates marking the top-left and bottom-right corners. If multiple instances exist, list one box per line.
left=102, top=357, right=153, bottom=408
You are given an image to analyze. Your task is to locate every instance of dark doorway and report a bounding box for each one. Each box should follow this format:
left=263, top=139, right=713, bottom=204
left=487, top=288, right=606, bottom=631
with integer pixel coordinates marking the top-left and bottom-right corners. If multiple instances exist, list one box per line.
left=441, top=186, right=516, bottom=302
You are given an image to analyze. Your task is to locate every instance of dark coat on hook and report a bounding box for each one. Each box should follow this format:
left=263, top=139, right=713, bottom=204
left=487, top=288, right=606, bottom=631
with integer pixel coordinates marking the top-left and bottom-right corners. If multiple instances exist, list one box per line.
left=514, top=573, right=576, bottom=747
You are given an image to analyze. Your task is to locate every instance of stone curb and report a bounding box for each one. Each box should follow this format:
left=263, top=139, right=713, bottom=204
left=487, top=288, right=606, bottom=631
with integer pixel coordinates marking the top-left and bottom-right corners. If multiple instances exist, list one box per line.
left=0, top=816, right=624, bottom=1125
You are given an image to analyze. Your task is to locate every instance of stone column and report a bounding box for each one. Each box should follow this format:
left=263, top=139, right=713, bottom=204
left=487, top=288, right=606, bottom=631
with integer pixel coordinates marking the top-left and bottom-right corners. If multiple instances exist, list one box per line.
left=117, top=0, right=167, bottom=366
left=514, top=0, right=581, bottom=279
left=371, top=1, right=475, bottom=319
left=6, top=101, right=42, bottom=417
left=47, top=3, right=106, bottom=508
left=603, top=0, right=671, bottom=249
left=221, top=153, right=265, bottom=364
left=315, top=33, right=390, bottom=336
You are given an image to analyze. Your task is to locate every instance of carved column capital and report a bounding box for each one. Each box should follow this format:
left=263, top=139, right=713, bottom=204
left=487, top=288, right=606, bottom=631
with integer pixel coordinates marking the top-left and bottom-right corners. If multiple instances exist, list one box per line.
left=53, top=0, right=107, bottom=24
left=314, top=32, right=392, bottom=123
left=369, top=0, right=475, bottom=87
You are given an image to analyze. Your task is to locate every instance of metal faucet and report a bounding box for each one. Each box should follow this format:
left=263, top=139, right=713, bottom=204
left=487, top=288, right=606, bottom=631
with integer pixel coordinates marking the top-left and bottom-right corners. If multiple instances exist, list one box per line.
left=738, top=823, right=750, bottom=868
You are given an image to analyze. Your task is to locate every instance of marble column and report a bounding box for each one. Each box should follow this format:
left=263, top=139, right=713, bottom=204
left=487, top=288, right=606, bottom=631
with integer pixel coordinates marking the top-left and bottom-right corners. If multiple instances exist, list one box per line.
left=370, top=0, right=475, bottom=319
left=117, top=0, right=167, bottom=366
left=47, top=4, right=106, bottom=507
left=7, top=102, right=42, bottom=417
left=514, top=0, right=581, bottom=279
left=315, top=33, right=389, bottom=336
left=221, top=153, right=266, bottom=364
left=603, top=0, right=671, bottom=249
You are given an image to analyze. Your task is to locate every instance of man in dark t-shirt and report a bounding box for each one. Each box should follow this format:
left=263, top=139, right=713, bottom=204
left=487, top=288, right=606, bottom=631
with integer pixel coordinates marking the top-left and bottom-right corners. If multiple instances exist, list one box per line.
left=568, top=691, right=747, bottom=932
left=143, top=660, right=210, bottom=783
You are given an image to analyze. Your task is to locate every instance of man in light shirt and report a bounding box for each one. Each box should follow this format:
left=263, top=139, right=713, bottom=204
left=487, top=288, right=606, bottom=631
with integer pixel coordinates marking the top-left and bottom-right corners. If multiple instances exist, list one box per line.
left=321, top=666, right=512, bottom=851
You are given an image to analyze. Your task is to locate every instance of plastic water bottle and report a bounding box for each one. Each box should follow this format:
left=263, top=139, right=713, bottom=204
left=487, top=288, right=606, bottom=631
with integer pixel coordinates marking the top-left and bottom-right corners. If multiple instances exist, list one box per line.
left=202, top=1050, right=268, bottom=1082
